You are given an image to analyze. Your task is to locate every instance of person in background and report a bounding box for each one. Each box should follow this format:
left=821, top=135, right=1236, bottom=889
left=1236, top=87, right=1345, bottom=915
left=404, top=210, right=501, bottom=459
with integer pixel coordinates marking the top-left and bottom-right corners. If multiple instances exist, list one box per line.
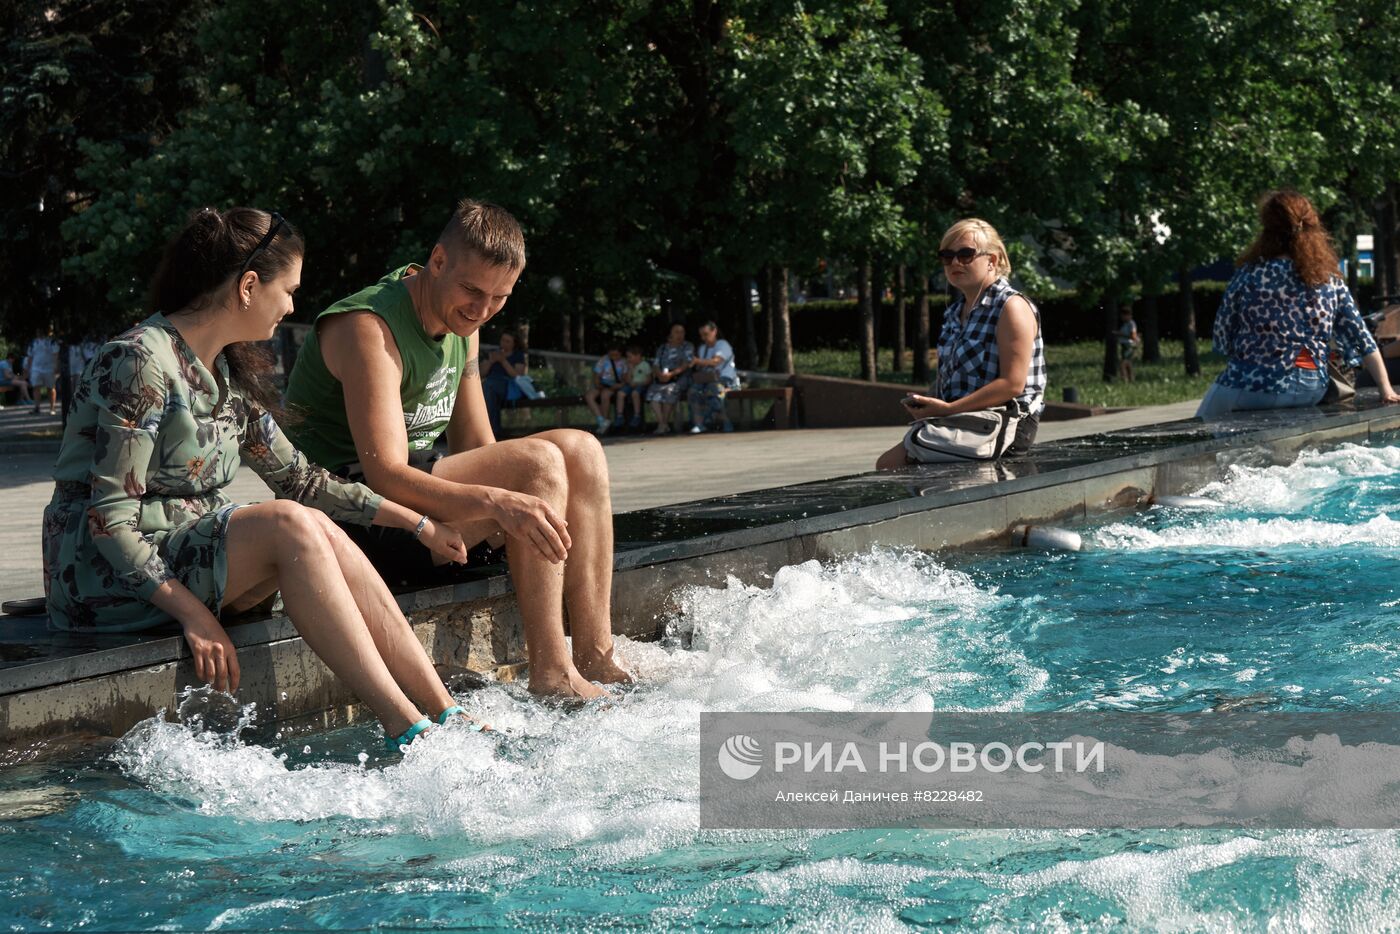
left=43, top=206, right=488, bottom=753
left=618, top=344, right=652, bottom=431
left=1117, top=306, right=1140, bottom=383
left=647, top=323, right=694, bottom=435
left=481, top=330, right=526, bottom=438
left=0, top=352, right=32, bottom=407
left=686, top=321, right=738, bottom=434
left=584, top=343, right=627, bottom=435
left=875, top=217, right=1046, bottom=469
left=25, top=326, right=60, bottom=415
left=1197, top=189, right=1400, bottom=417
left=68, top=334, right=100, bottom=381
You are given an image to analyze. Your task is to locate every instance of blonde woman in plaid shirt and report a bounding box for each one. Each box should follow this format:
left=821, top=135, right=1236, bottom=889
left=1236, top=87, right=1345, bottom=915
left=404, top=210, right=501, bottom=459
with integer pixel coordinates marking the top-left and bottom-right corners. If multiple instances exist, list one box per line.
left=876, top=218, right=1045, bottom=469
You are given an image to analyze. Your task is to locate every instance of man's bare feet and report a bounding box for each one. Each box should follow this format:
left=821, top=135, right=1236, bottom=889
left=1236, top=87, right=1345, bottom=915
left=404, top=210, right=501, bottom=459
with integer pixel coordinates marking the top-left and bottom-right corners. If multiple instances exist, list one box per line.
left=575, top=647, right=634, bottom=685
left=528, top=667, right=607, bottom=700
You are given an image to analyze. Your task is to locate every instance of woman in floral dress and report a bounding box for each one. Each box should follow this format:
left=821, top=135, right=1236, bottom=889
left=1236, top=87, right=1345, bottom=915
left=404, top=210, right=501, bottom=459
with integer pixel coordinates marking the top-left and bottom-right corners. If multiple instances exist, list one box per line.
left=645, top=322, right=695, bottom=435
left=43, top=207, right=486, bottom=750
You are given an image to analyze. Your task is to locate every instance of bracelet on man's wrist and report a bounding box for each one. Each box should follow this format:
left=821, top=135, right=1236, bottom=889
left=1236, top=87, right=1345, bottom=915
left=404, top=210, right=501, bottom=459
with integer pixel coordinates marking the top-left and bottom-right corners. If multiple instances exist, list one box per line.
left=413, top=515, right=430, bottom=539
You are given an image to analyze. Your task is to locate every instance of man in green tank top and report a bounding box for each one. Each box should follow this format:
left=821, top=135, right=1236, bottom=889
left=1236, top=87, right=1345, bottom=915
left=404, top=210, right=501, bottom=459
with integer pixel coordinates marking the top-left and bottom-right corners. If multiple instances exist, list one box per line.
left=286, top=199, right=628, bottom=700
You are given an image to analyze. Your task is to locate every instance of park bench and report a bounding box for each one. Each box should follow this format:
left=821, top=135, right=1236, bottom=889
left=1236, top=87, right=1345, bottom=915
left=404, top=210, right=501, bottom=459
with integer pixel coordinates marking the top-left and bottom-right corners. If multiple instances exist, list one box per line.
left=505, top=394, right=588, bottom=428
left=724, top=386, right=796, bottom=429
left=500, top=385, right=799, bottom=433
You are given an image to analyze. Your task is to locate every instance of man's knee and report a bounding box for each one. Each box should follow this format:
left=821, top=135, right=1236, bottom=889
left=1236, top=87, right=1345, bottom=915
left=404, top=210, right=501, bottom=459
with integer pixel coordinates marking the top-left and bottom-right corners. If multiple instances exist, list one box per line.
left=546, top=428, right=606, bottom=467
left=510, top=438, right=569, bottom=497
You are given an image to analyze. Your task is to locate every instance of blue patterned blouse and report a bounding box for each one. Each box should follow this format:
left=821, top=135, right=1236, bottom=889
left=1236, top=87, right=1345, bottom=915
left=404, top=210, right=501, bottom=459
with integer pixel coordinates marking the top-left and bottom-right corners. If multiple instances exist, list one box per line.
left=1212, top=258, right=1376, bottom=393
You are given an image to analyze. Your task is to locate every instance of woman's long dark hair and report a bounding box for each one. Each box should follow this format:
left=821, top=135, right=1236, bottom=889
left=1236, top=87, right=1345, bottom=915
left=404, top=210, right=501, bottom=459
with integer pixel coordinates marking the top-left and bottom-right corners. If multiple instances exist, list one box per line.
left=1238, top=189, right=1341, bottom=288
left=148, top=207, right=304, bottom=416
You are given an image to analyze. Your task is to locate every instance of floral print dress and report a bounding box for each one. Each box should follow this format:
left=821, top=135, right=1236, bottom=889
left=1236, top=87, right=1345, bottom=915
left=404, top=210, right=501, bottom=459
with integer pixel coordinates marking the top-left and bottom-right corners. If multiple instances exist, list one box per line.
left=42, top=314, right=383, bottom=632
left=645, top=341, right=695, bottom=404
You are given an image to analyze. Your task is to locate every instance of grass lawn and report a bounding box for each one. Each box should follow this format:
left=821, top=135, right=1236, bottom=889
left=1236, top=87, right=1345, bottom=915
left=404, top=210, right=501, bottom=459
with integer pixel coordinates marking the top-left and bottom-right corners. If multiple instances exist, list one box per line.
left=792, top=340, right=1226, bottom=408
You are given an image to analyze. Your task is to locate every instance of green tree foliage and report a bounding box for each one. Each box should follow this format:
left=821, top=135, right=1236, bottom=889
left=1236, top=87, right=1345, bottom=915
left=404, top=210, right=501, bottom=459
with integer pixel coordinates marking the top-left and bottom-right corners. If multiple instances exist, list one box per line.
left=5, top=0, right=1398, bottom=365
left=1, top=0, right=209, bottom=339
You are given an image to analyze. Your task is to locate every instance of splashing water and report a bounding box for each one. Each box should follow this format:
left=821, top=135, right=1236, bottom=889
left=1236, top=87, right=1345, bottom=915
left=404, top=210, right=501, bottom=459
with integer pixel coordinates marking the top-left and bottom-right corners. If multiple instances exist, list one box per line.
left=6, top=443, right=1400, bottom=929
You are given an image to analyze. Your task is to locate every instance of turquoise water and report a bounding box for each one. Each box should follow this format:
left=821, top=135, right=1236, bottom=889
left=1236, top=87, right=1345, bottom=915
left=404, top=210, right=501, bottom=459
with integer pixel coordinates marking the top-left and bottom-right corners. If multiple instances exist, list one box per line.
left=6, top=443, right=1400, bottom=930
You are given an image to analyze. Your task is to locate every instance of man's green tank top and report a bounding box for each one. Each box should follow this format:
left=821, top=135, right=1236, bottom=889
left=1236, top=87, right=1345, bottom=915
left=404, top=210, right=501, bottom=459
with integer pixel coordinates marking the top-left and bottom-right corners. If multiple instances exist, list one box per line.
left=285, top=265, right=469, bottom=469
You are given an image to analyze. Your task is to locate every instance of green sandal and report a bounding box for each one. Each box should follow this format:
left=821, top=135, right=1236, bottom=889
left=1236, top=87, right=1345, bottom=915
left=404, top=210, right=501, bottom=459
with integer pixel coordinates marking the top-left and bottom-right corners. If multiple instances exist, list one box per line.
left=384, top=718, right=433, bottom=753
left=437, top=705, right=488, bottom=732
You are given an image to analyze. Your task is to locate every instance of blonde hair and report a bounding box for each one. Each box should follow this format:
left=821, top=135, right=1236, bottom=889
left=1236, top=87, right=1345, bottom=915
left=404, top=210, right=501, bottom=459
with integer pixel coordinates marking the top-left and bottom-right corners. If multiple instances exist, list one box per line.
left=438, top=197, right=527, bottom=271
left=940, top=218, right=1011, bottom=278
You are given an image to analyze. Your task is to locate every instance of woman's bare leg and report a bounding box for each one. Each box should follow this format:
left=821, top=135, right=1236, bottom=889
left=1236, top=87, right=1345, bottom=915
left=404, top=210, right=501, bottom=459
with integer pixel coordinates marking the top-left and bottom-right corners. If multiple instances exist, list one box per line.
left=303, top=511, right=458, bottom=716
left=651, top=400, right=670, bottom=433
left=876, top=441, right=912, bottom=471
left=223, top=574, right=278, bottom=615
left=223, top=502, right=425, bottom=736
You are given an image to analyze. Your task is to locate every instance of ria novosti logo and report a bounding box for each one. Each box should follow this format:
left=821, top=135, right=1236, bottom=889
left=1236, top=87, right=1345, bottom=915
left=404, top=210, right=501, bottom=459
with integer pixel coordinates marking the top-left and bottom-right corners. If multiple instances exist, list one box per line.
left=717, top=734, right=763, bottom=780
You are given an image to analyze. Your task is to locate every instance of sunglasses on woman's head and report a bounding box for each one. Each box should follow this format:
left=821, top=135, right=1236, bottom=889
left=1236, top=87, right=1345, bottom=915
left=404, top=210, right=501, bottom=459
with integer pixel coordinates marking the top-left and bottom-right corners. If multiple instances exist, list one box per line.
left=938, top=247, right=987, bottom=265
left=238, top=212, right=286, bottom=278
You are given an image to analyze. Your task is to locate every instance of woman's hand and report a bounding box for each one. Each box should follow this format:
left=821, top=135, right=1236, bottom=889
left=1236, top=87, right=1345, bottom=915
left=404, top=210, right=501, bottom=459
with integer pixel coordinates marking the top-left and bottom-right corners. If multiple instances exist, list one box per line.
left=1361, top=351, right=1400, bottom=405
left=903, top=393, right=952, bottom=419
left=489, top=490, right=572, bottom=563
left=418, top=518, right=469, bottom=564
left=180, top=609, right=240, bottom=694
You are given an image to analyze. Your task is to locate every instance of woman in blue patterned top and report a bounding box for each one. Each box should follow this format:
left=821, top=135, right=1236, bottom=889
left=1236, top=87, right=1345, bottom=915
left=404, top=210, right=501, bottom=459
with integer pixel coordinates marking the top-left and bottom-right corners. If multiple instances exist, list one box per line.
left=876, top=218, right=1046, bottom=469
left=1197, top=190, right=1400, bottom=417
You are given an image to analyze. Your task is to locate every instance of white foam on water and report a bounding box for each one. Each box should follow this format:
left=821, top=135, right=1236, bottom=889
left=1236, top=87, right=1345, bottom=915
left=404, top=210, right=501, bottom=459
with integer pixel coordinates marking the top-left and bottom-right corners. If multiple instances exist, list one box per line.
left=114, top=551, right=1042, bottom=852
left=1096, top=513, right=1400, bottom=552
left=1194, top=443, right=1400, bottom=513
left=979, top=830, right=1400, bottom=932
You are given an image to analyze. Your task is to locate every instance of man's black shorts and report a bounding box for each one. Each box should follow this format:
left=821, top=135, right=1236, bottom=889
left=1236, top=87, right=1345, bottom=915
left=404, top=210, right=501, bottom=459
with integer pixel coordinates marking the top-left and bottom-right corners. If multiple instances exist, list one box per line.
left=332, top=450, right=506, bottom=589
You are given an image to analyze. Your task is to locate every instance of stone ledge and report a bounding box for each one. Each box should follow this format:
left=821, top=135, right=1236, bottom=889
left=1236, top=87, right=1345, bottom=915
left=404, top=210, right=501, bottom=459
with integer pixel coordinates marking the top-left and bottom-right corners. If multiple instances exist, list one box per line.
left=5, top=399, right=1400, bottom=744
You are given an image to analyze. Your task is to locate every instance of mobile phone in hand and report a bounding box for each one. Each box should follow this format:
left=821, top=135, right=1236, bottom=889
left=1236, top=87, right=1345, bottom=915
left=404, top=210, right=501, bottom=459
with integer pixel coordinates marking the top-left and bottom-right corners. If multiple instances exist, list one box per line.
left=901, top=394, right=918, bottom=409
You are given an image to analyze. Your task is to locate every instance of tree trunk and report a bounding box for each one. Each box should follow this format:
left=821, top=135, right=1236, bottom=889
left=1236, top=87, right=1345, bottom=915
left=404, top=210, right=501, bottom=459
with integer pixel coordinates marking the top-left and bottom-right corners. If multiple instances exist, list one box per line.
left=561, top=305, right=573, bottom=353
left=573, top=308, right=586, bottom=355
left=892, top=264, right=906, bottom=372
left=871, top=261, right=885, bottom=372
left=696, top=273, right=734, bottom=343
left=913, top=263, right=931, bottom=384
left=771, top=266, right=794, bottom=374
left=738, top=277, right=759, bottom=369
left=858, top=260, right=876, bottom=382
left=759, top=265, right=774, bottom=371
left=1179, top=266, right=1200, bottom=376
left=1140, top=290, right=1161, bottom=363
left=1383, top=183, right=1400, bottom=303
left=1344, top=218, right=1360, bottom=298
left=1101, top=296, right=1119, bottom=382
left=1375, top=200, right=1391, bottom=303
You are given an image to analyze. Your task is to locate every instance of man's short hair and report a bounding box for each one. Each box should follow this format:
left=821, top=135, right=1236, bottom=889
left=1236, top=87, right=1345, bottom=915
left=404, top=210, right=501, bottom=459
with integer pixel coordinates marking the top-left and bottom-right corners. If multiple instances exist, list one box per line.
left=438, top=198, right=527, bottom=271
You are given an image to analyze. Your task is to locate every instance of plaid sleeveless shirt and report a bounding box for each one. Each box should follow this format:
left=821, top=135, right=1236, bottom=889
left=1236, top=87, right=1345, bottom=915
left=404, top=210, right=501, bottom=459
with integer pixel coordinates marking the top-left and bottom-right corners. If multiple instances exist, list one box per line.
left=935, top=277, right=1046, bottom=417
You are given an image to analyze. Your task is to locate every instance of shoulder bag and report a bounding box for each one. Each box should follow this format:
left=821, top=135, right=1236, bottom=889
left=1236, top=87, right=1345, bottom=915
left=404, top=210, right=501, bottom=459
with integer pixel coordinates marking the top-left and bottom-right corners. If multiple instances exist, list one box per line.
left=903, top=404, right=1020, bottom=463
